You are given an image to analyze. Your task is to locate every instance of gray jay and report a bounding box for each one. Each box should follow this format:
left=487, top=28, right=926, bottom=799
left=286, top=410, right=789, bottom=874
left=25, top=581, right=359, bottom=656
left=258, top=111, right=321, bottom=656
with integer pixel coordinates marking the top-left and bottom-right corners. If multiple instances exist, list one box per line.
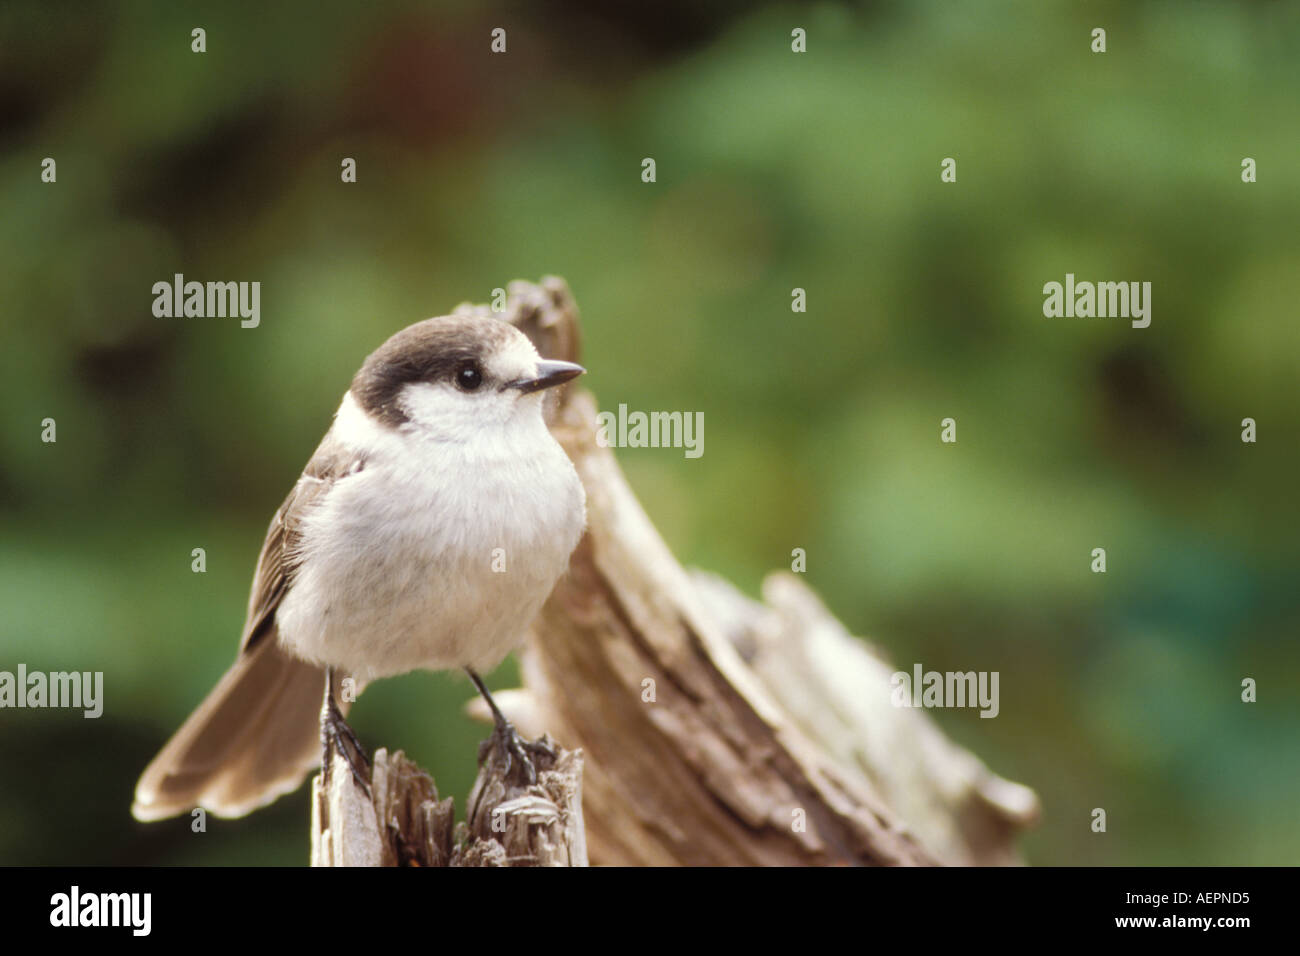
left=132, top=314, right=586, bottom=821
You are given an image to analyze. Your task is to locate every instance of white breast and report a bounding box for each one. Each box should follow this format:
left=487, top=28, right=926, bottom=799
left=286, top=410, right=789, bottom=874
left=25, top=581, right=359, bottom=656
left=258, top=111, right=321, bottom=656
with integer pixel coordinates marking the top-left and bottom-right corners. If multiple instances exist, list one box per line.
left=275, top=392, right=585, bottom=681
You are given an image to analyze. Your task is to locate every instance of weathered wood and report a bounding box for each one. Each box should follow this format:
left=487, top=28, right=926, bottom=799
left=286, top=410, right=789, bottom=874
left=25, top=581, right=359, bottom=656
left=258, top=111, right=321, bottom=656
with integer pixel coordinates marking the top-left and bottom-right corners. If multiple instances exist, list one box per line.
left=462, top=741, right=588, bottom=867
left=310, top=743, right=586, bottom=867
left=690, top=570, right=1040, bottom=865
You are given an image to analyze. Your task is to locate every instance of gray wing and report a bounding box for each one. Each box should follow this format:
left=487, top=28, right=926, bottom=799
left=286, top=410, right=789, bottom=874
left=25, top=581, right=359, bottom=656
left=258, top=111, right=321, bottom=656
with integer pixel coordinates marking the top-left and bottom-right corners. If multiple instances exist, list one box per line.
left=239, top=433, right=365, bottom=654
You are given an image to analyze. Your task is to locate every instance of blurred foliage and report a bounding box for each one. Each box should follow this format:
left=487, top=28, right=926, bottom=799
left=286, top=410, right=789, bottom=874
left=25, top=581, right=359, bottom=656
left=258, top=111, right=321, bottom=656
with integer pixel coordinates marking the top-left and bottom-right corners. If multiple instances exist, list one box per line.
left=1, top=0, right=1298, bottom=865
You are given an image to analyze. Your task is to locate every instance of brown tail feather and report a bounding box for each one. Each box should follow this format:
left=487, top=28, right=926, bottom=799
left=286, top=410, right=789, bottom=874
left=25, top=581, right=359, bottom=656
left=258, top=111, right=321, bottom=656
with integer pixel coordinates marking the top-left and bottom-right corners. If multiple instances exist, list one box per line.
left=132, top=638, right=335, bottom=821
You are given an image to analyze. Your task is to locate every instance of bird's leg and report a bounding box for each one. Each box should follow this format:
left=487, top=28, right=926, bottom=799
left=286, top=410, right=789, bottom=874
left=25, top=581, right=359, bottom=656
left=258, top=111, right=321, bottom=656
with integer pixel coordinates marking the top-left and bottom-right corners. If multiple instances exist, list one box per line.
left=466, top=667, right=554, bottom=786
left=319, top=667, right=371, bottom=796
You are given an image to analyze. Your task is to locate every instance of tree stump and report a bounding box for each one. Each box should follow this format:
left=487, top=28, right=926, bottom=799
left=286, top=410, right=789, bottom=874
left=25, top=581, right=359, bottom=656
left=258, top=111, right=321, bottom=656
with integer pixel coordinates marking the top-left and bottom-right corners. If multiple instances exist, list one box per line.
left=310, top=743, right=587, bottom=867
left=312, top=276, right=1039, bottom=867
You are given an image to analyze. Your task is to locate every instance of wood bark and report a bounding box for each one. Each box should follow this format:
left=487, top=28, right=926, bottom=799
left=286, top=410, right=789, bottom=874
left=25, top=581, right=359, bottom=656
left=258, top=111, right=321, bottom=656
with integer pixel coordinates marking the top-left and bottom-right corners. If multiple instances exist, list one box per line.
left=310, top=743, right=587, bottom=867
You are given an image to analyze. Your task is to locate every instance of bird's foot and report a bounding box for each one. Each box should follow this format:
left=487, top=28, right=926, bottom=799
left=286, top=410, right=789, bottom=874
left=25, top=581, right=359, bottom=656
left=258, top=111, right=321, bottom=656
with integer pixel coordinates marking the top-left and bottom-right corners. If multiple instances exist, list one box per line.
left=321, top=704, right=372, bottom=797
left=478, top=719, right=554, bottom=787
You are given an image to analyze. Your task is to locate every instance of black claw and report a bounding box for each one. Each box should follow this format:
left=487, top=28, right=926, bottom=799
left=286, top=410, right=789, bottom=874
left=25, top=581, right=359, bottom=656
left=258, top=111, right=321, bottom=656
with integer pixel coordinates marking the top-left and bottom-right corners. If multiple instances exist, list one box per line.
left=324, top=716, right=372, bottom=795
left=482, top=719, right=550, bottom=786
left=321, top=670, right=371, bottom=797
left=465, top=667, right=553, bottom=787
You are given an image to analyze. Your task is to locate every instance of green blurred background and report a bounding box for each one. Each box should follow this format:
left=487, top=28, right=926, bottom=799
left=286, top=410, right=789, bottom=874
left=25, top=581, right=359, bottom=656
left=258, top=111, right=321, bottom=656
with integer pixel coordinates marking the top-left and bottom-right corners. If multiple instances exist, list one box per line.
left=2, top=0, right=1298, bottom=865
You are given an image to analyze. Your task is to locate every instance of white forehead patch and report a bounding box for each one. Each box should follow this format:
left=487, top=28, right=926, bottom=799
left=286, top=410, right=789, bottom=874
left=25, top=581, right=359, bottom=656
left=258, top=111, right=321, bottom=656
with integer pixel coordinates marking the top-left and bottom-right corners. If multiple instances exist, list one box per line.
left=489, top=330, right=543, bottom=383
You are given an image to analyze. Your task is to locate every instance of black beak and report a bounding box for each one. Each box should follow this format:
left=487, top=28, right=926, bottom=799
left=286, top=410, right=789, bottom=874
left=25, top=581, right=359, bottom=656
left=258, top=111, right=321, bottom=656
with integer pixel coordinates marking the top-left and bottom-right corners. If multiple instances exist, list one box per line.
left=508, top=359, right=585, bottom=394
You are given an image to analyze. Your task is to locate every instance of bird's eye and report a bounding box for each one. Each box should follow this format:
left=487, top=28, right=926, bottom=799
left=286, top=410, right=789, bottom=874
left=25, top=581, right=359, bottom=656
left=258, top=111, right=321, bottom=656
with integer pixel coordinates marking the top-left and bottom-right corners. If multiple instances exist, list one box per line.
left=455, top=364, right=483, bottom=391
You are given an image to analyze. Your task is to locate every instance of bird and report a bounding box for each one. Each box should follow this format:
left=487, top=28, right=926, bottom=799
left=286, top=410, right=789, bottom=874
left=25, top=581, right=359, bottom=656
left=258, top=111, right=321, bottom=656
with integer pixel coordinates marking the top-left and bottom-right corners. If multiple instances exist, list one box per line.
left=132, top=314, right=587, bottom=821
